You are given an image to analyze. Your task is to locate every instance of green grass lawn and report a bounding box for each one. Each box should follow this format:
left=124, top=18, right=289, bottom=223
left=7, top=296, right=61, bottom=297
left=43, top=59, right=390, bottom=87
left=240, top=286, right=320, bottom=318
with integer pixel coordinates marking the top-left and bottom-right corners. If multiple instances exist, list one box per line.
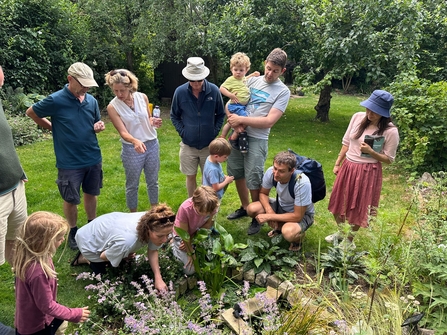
left=0, top=92, right=410, bottom=329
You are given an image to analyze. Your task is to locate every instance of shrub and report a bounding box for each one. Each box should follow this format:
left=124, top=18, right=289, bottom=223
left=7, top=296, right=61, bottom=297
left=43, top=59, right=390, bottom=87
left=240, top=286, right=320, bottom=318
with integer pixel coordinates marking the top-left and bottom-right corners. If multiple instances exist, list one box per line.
left=390, top=73, right=447, bottom=175
left=5, top=114, right=46, bottom=146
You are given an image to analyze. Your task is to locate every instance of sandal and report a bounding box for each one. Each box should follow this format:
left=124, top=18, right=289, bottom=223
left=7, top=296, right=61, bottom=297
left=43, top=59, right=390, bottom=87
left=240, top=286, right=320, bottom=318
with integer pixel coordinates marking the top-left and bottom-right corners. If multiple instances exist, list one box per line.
left=289, top=241, right=302, bottom=252
left=70, top=250, right=86, bottom=266
left=267, top=229, right=281, bottom=238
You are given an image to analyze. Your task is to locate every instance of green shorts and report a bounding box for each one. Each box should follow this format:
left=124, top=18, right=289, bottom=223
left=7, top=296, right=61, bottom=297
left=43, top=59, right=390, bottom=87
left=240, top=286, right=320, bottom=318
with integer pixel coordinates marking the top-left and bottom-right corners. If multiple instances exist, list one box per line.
left=227, top=137, right=268, bottom=190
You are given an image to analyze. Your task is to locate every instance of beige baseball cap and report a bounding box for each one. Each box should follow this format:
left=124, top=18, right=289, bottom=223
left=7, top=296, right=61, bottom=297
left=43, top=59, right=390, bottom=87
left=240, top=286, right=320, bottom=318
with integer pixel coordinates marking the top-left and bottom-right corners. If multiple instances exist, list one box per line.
left=68, top=62, right=98, bottom=87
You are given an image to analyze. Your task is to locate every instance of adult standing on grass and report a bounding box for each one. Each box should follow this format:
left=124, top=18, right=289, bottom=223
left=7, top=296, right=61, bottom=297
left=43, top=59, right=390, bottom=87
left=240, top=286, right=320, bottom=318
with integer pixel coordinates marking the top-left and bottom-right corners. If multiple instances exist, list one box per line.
left=26, top=62, right=105, bottom=250
left=326, top=90, right=399, bottom=248
left=0, top=65, right=28, bottom=266
left=105, top=69, right=162, bottom=212
left=170, top=57, right=226, bottom=197
left=73, top=204, right=175, bottom=292
left=226, top=48, right=291, bottom=236
left=246, top=151, right=314, bottom=251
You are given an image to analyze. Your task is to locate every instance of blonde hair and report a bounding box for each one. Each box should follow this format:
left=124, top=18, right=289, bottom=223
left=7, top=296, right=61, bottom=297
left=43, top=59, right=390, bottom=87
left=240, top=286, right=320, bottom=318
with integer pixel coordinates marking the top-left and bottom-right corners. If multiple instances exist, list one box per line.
left=230, top=52, right=251, bottom=71
left=209, top=137, right=231, bottom=156
left=192, top=186, right=219, bottom=214
left=137, top=204, right=175, bottom=244
left=13, top=212, right=69, bottom=281
left=105, top=69, right=139, bottom=92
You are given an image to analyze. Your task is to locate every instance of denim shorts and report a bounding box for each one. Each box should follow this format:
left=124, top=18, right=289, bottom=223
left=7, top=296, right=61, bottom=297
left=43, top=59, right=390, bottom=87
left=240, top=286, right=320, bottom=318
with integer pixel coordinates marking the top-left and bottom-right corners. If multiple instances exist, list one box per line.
left=56, top=163, right=103, bottom=205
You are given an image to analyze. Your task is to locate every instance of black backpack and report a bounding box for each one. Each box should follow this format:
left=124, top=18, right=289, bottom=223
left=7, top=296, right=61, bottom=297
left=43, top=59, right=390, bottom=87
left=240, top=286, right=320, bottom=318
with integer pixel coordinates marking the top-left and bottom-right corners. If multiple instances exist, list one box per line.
left=272, top=149, right=326, bottom=203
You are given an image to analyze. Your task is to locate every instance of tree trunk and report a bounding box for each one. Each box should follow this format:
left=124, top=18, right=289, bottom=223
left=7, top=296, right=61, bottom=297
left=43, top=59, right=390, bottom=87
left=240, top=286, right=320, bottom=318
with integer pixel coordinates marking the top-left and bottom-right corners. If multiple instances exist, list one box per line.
left=314, top=84, right=332, bottom=122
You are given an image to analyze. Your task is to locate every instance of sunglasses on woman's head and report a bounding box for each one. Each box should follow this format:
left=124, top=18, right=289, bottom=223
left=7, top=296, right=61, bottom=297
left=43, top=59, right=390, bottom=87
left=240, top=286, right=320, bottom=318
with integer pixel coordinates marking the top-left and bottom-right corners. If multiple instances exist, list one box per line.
left=110, top=70, right=127, bottom=77
left=159, top=215, right=176, bottom=224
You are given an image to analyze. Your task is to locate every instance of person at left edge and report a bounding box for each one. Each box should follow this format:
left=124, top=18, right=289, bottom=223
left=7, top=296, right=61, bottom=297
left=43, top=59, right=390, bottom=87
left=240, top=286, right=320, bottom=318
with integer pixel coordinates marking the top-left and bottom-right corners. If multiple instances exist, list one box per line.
left=26, top=62, right=105, bottom=250
left=170, top=57, right=226, bottom=197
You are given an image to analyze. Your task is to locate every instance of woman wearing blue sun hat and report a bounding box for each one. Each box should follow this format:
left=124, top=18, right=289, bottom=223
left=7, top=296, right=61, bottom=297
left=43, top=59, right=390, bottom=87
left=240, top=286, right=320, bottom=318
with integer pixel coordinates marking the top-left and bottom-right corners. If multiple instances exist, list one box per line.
left=326, top=90, right=400, bottom=248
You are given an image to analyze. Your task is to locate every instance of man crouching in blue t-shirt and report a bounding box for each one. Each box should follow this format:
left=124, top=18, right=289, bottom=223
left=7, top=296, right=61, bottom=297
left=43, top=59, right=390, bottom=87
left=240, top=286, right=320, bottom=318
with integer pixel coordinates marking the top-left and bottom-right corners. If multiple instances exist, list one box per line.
left=246, top=151, right=315, bottom=251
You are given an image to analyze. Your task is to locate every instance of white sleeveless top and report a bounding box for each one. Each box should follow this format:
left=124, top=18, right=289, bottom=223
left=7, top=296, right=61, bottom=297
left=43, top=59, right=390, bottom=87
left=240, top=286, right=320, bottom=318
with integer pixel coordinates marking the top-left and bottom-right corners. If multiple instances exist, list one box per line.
left=110, top=92, right=157, bottom=144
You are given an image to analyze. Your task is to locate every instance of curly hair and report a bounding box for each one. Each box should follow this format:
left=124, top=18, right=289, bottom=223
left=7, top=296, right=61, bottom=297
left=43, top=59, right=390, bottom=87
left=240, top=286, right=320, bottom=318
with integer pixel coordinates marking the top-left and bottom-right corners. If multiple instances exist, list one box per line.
left=230, top=52, right=251, bottom=70
left=192, top=186, right=219, bottom=214
left=13, top=212, right=69, bottom=281
left=104, top=69, right=139, bottom=92
left=137, top=204, right=175, bottom=244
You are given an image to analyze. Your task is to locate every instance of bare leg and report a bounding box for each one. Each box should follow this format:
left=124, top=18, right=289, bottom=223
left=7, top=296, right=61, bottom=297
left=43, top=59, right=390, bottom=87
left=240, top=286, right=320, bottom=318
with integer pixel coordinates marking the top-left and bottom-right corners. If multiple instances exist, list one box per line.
left=63, top=201, right=78, bottom=228
left=249, top=188, right=260, bottom=203
left=235, top=178, right=250, bottom=209
left=83, top=193, right=97, bottom=221
left=186, top=175, right=197, bottom=198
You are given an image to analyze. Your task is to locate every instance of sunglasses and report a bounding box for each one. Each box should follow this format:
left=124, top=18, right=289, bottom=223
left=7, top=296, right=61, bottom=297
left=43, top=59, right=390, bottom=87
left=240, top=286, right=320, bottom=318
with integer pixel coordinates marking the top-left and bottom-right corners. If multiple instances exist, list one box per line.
left=72, top=76, right=88, bottom=89
left=189, top=80, right=203, bottom=83
left=110, top=70, right=127, bottom=77
left=159, top=215, right=176, bottom=224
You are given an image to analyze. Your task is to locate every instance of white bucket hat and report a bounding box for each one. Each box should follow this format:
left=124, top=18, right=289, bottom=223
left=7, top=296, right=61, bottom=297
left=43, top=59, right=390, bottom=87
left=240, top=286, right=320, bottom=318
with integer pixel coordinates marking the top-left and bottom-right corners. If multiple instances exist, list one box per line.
left=182, top=57, right=210, bottom=81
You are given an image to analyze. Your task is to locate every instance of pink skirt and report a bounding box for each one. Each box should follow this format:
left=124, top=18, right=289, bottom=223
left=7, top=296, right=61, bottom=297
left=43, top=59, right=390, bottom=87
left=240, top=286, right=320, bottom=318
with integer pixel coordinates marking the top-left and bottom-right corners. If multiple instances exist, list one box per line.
left=328, top=160, right=382, bottom=228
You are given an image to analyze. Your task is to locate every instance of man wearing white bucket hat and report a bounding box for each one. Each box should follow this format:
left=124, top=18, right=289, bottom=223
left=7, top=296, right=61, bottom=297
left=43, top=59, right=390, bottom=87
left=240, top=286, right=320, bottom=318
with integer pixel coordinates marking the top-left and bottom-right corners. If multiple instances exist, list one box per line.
left=171, top=57, right=225, bottom=197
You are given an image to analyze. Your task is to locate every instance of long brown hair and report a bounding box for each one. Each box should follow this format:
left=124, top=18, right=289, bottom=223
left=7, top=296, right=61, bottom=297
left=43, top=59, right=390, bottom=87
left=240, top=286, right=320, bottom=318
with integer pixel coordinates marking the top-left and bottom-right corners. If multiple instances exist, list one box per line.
left=354, top=114, right=394, bottom=139
left=13, top=212, right=69, bottom=281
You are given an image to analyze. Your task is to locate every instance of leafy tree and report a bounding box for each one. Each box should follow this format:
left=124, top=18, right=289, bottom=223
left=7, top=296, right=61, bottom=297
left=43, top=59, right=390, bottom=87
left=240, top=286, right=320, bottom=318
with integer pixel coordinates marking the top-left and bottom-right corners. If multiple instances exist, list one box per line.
left=293, top=0, right=423, bottom=122
left=0, top=0, right=88, bottom=94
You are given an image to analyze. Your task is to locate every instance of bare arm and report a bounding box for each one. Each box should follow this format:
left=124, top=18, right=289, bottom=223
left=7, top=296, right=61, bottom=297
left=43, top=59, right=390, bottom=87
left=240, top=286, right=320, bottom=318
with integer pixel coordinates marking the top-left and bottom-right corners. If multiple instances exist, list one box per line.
left=333, top=145, right=349, bottom=174
left=256, top=204, right=307, bottom=225
left=220, top=85, right=239, bottom=103
left=26, top=107, right=52, bottom=130
left=147, top=248, right=167, bottom=291
left=107, top=104, right=147, bottom=153
left=227, top=108, right=283, bottom=129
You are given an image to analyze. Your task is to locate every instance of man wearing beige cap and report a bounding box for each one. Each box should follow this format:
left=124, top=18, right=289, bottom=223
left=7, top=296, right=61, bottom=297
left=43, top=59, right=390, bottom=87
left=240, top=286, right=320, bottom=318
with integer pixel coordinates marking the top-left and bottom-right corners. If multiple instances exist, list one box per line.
left=26, top=62, right=105, bottom=250
left=171, top=57, right=225, bottom=197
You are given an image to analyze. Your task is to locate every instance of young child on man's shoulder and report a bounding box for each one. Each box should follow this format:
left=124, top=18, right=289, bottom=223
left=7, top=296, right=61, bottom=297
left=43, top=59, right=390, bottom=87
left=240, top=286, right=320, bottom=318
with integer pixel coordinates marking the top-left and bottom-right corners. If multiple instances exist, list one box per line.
left=202, top=137, right=234, bottom=201
left=13, top=211, right=90, bottom=335
left=220, top=52, right=260, bottom=154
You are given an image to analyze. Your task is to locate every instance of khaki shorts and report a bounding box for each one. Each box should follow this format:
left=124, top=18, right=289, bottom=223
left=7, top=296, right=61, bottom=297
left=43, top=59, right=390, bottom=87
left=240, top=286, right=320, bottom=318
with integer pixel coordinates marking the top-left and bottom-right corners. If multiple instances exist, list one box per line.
left=227, top=137, right=268, bottom=190
left=0, top=181, right=27, bottom=265
left=179, top=142, right=209, bottom=176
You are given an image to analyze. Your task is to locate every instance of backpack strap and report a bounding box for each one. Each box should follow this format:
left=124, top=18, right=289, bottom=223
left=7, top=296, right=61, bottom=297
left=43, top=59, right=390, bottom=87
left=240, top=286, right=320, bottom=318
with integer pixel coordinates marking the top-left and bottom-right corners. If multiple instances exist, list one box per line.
left=273, top=170, right=298, bottom=210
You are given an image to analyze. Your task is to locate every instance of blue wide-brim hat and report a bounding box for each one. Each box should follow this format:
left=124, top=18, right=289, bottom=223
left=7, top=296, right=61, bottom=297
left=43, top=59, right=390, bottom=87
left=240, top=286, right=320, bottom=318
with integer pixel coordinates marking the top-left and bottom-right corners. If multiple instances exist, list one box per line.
left=360, top=90, right=394, bottom=117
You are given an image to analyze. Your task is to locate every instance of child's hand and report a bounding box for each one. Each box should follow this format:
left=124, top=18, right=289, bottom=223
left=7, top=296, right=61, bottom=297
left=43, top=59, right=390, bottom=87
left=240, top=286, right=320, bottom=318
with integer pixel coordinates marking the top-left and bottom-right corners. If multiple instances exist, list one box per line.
left=230, top=92, right=239, bottom=104
left=80, top=307, right=90, bottom=323
left=252, top=71, right=260, bottom=77
left=225, top=175, right=234, bottom=184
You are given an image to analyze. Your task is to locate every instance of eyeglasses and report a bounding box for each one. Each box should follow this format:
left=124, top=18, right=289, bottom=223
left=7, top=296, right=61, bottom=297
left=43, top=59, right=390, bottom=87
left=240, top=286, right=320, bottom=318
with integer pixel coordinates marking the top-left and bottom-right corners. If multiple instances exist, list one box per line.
left=159, top=215, right=176, bottom=224
left=110, top=70, right=127, bottom=77
left=71, top=76, right=88, bottom=89
left=189, top=80, right=203, bottom=83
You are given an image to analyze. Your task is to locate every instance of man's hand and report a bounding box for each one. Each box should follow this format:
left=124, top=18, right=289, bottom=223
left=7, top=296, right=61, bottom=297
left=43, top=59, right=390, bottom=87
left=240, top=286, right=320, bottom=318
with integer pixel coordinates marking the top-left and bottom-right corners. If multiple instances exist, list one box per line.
left=94, top=120, right=105, bottom=133
left=227, top=114, right=242, bottom=128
